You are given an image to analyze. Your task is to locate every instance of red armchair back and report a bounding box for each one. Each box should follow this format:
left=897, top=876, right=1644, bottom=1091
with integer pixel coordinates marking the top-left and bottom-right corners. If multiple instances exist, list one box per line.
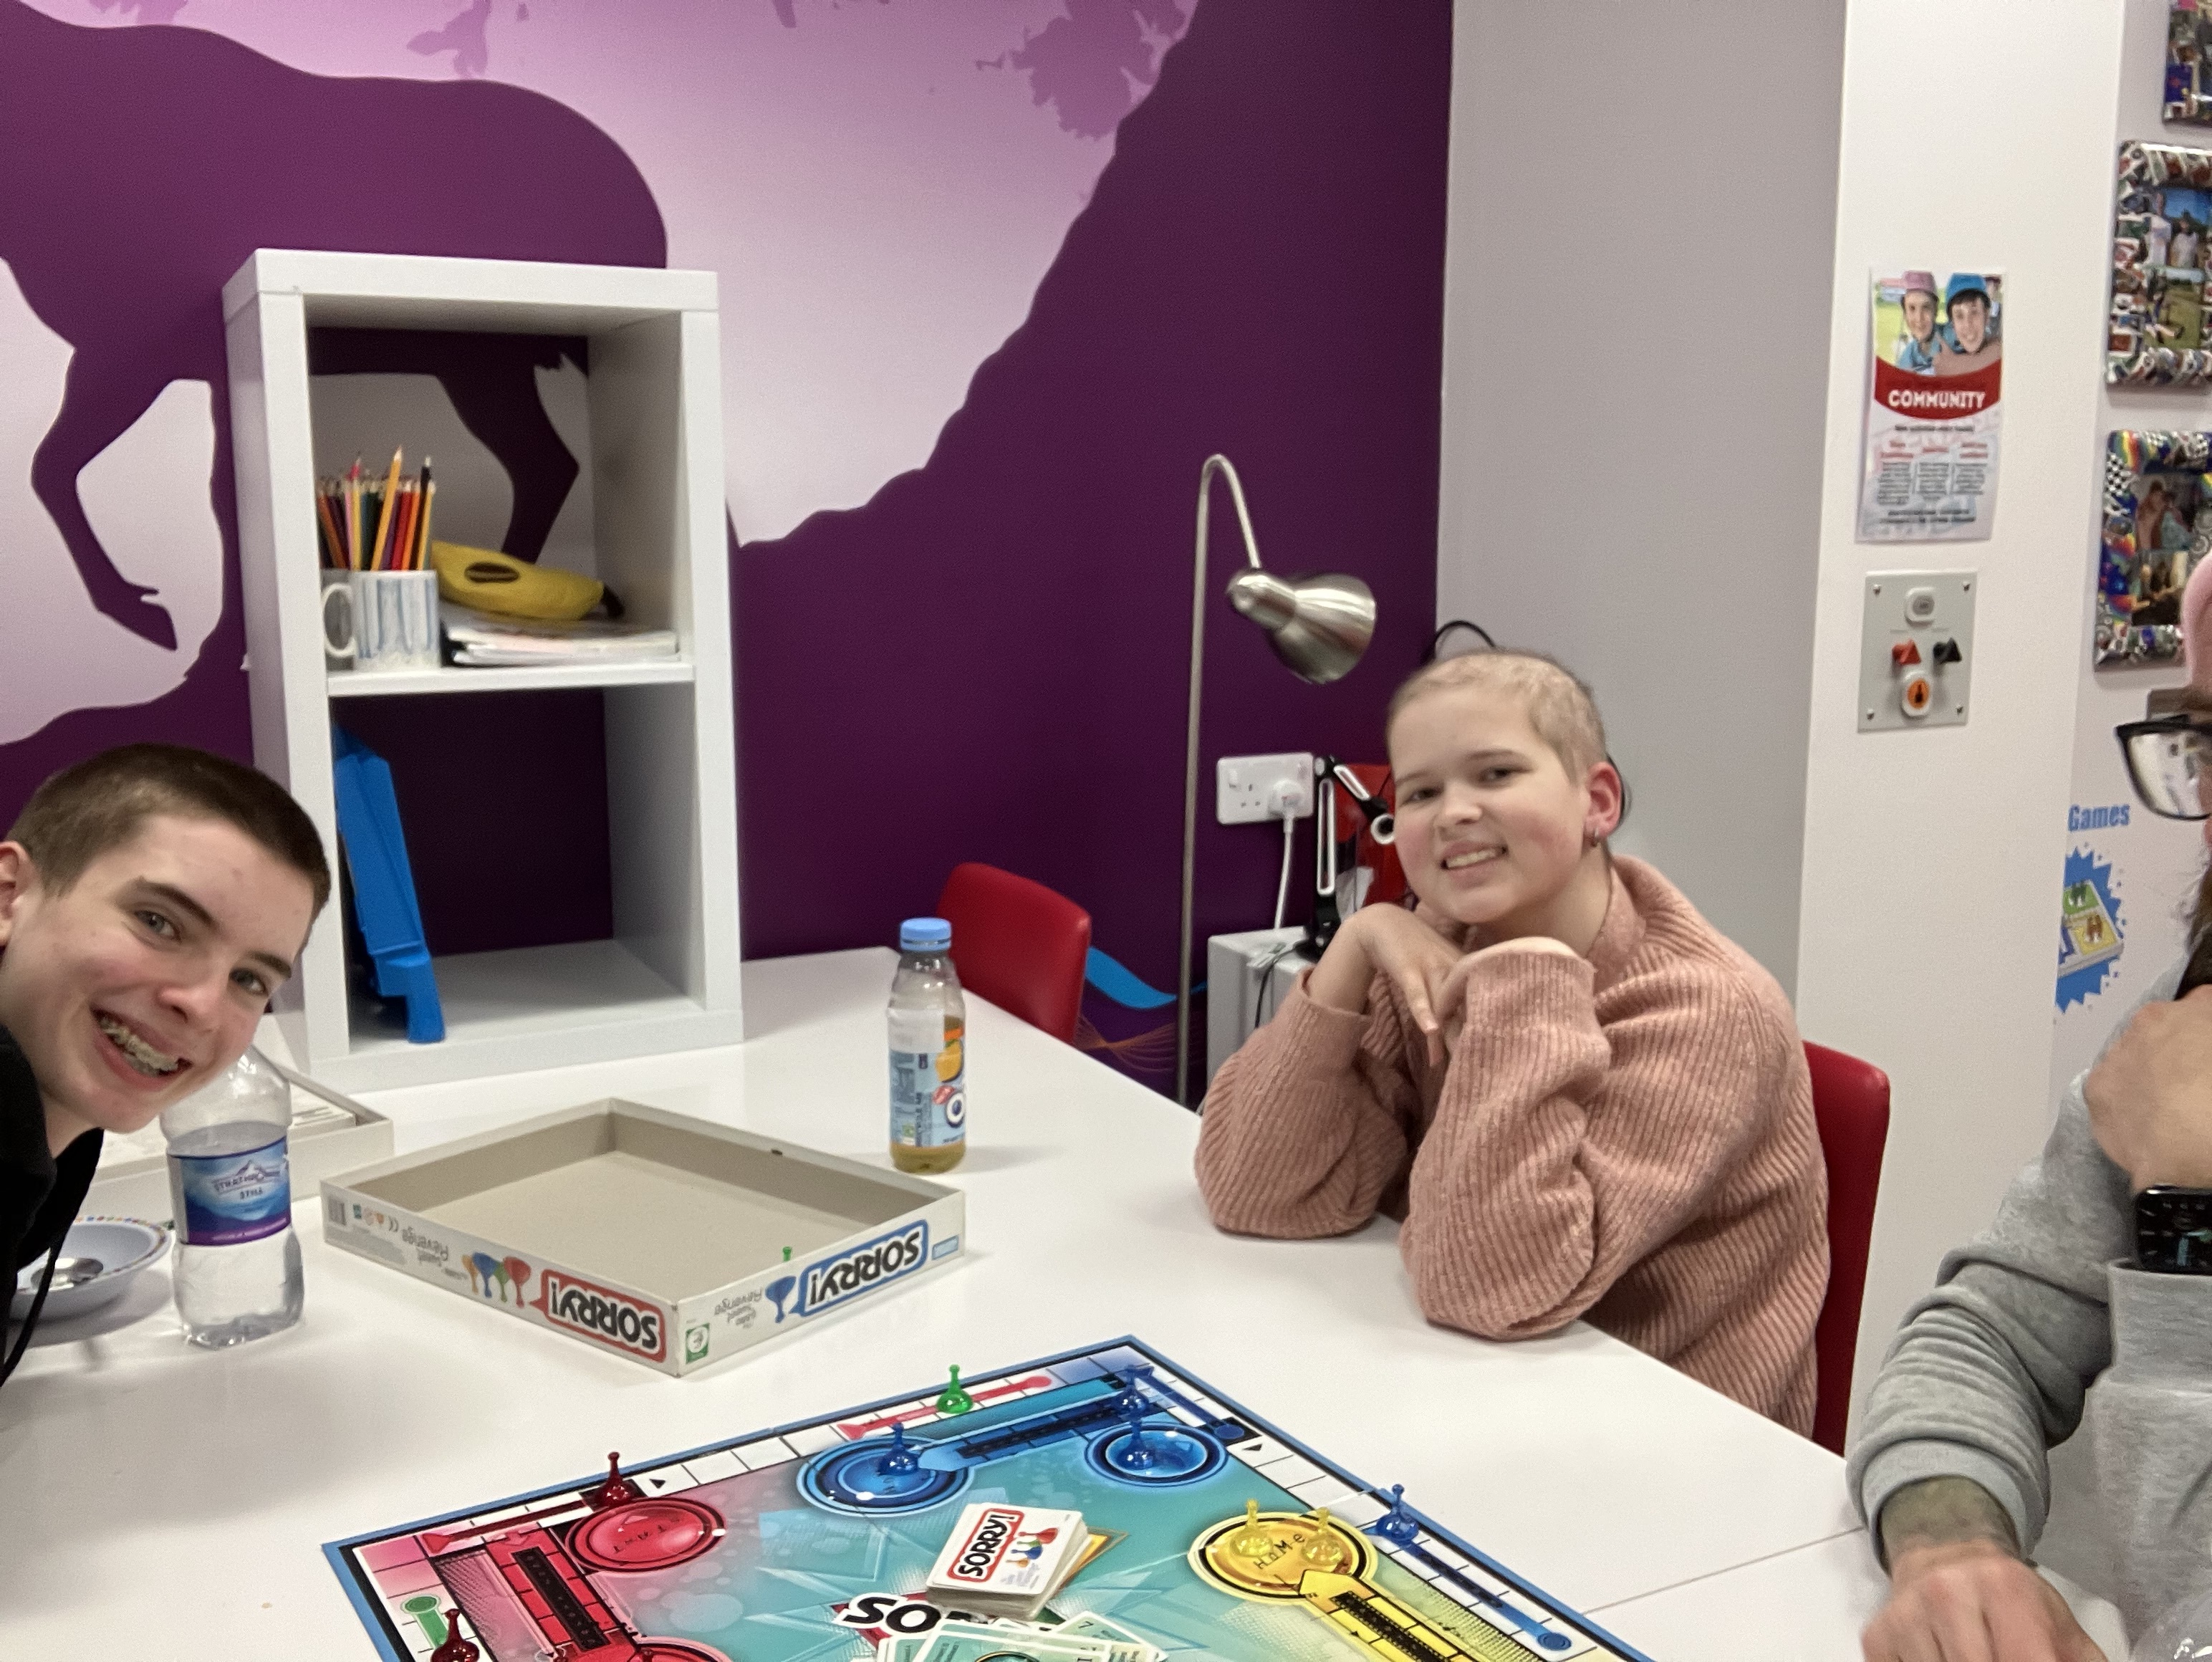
left=1804, top=1039, right=1893, bottom=1454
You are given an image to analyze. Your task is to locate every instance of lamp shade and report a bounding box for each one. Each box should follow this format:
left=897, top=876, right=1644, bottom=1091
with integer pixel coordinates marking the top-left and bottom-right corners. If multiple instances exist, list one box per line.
left=1225, top=568, right=1375, bottom=685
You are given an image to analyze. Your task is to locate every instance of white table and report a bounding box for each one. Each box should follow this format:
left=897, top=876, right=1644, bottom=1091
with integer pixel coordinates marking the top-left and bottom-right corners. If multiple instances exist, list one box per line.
left=1, top=948, right=1872, bottom=1658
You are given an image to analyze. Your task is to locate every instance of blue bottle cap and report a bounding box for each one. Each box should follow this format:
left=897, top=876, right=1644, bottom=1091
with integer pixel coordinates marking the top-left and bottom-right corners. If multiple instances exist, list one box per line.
left=899, top=917, right=952, bottom=952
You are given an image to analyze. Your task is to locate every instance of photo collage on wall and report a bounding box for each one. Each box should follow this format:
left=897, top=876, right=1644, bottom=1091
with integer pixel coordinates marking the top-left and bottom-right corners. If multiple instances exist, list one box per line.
left=2095, top=430, right=2212, bottom=664
left=2170, top=0, right=2212, bottom=125
left=2099, top=136, right=2212, bottom=666
left=2110, top=140, right=2212, bottom=384
left=1857, top=269, right=2004, bottom=542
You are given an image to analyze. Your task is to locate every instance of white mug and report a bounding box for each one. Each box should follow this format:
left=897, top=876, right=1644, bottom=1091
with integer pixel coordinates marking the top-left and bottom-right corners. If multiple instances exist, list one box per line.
left=322, top=570, right=440, bottom=673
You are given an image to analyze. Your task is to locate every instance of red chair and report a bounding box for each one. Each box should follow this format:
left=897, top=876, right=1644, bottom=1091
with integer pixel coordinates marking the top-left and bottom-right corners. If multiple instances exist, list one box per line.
left=934, top=863, right=1093, bottom=1044
left=1804, top=1039, right=1893, bottom=1455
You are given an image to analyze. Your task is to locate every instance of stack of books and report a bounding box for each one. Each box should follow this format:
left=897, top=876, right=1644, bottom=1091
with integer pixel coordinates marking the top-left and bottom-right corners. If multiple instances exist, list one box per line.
left=440, top=602, right=680, bottom=668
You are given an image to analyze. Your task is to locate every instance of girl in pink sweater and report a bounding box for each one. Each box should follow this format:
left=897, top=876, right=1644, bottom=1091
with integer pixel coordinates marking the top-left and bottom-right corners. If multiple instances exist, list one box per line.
left=1196, top=652, right=1828, bottom=1433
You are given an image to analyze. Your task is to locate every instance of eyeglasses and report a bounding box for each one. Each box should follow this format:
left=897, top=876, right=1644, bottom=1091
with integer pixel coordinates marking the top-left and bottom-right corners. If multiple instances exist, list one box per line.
left=2117, top=717, right=2212, bottom=820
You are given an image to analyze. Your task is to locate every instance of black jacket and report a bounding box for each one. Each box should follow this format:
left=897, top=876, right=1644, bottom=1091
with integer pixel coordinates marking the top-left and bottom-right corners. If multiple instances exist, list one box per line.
left=1, top=1024, right=100, bottom=1277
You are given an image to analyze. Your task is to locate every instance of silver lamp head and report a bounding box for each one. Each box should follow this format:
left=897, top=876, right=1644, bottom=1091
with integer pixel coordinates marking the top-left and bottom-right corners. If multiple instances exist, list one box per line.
left=1224, top=568, right=1376, bottom=685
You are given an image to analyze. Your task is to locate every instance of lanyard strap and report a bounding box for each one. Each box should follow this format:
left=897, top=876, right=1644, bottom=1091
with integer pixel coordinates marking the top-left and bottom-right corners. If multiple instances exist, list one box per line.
left=0, top=1239, right=63, bottom=1390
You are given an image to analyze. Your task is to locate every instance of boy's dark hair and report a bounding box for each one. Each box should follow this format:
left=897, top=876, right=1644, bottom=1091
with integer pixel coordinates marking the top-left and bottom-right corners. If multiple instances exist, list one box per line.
left=7, top=744, right=330, bottom=914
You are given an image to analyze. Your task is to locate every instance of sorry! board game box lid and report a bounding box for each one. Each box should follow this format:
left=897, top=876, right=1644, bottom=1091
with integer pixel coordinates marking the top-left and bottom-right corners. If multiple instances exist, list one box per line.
left=319, top=1099, right=965, bottom=1376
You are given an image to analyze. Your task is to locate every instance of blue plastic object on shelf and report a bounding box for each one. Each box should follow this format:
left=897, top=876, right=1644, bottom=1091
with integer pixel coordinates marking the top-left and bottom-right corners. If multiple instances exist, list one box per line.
left=331, top=726, right=444, bottom=1044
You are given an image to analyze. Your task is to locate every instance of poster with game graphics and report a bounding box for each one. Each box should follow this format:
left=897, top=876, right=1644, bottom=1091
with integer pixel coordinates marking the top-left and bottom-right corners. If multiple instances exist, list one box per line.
left=1859, top=269, right=2004, bottom=542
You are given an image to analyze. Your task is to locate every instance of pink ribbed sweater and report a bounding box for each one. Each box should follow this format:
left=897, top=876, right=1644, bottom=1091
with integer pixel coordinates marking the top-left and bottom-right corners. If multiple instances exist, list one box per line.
left=1196, top=858, right=1827, bottom=1433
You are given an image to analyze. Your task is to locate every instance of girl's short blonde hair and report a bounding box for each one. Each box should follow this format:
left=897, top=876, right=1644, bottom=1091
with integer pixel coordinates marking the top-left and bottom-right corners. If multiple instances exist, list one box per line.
left=1385, top=650, right=1608, bottom=777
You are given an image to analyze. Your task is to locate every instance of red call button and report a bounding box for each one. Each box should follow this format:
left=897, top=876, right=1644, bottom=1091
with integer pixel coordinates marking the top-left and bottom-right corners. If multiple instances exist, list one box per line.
left=1891, top=640, right=1923, bottom=667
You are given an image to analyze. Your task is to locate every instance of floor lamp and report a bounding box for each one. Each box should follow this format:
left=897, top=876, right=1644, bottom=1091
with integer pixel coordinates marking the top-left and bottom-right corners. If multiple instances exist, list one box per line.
left=1177, top=454, right=1375, bottom=1107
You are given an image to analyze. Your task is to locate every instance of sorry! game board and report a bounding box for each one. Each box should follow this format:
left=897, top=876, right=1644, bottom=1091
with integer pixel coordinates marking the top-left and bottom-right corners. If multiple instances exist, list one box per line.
left=327, top=1338, right=1653, bottom=1662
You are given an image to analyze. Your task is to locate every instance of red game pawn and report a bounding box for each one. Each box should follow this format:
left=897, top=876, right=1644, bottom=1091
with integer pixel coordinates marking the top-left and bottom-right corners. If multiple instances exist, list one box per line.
left=587, top=1451, right=644, bottom=1509
left=430, top=1608, right=479, bottom=1662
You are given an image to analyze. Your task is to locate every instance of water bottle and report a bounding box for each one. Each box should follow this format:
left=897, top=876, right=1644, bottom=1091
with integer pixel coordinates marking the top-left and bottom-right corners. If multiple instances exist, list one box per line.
left=889, top=917, right=966, bottom=1173
left=163, top=1044, right=304, bottom=1347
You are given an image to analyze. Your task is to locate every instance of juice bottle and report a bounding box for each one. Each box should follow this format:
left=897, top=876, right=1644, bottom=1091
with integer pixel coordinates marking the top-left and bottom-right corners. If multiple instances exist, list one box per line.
left=888, top=917, right=966, bottom=1173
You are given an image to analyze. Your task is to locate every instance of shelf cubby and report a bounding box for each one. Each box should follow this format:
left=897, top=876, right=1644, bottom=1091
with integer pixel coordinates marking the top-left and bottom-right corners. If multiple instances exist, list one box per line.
left=226, top=249, right=742, bottom=1090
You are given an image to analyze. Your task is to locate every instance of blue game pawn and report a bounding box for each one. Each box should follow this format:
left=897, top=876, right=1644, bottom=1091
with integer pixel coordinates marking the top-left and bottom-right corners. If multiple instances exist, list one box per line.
left=878, top=1421, right=920, bottom=1476
left=1115, top=1400, right=1157, bottom=1471
left=1372, top=1484, right=1419, bottom=1545
left=1114, top=1364, right=1156, bottom=1416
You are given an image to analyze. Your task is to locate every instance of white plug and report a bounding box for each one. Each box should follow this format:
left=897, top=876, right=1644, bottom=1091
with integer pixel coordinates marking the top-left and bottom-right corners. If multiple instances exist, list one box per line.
left=1216, top=753, right=1315, bottom=825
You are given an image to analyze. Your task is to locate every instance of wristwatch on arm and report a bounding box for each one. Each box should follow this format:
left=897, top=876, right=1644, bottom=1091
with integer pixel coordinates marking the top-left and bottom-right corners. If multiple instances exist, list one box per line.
left=2135, top=1186, right=2212, bottom=1274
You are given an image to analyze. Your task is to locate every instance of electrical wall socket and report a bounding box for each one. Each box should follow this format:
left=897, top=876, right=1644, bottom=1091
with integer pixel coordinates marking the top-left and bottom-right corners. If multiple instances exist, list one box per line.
left=1217, top=753, right=1314, bottom=824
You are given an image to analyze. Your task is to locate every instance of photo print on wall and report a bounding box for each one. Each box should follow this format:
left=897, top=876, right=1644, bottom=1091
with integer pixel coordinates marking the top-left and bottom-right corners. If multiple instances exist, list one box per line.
left=2111, top=142, right=2212, bottom=385
left=2170, top=1, right=2212, bottom=125
left=2095, top=431, right=2212, bottom=665
left=1859, top=269, right=2003, bottom=542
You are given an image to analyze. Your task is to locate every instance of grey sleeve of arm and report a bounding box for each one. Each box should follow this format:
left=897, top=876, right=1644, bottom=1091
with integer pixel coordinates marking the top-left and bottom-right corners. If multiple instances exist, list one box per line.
left=1845, top=971, right=2167, bottom=1557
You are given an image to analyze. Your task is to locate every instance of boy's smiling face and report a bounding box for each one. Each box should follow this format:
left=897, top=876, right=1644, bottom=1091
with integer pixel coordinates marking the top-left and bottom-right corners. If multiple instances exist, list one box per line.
left=1388, top=683, right=1618, bottom=934
left=1903, top=289, right=1937, bottom=343
left=0, top=814, right=316, bottom=1145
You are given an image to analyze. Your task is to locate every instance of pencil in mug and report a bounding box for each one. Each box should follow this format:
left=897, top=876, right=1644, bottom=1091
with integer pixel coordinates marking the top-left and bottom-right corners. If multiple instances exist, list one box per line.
left=415, top=460, right=435, bottom=571
left=369, top=447, right=402, bottom=572
left=393, top=484, right=418, bottom=577
left=344, top=460, right=362, bottom=572
left=314, top=484, right=342, bottom=570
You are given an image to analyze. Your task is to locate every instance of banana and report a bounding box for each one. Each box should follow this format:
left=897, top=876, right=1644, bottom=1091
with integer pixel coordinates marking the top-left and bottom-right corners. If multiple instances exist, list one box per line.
left=429, top=542, right=612, bottom=622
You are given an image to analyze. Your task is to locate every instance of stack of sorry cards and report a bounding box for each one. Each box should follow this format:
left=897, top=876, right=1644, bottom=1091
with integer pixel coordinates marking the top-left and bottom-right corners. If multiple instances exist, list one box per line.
left=925, top=1503, right=1091, bottom=1620
left=877, top=1612, right=1164, bottom=1662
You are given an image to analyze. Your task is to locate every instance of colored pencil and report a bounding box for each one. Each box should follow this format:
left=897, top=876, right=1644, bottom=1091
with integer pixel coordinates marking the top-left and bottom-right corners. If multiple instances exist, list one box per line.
left=345, top=460, right=362, bottom=571
left=315, top=486, right=345, bottom=570
left=369, top=447, right=402, bottom=571
left=395, top=486, right=418, bottom=576
left=417, top=460, right=434, bottom=571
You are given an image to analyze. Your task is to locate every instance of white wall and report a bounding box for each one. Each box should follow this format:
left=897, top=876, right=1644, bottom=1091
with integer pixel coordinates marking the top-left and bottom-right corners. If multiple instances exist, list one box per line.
left=1444, top=0, right=2180, bottom=1449
left=1797, top=0, right=2130, bottom=1427
left=2050, top=0, right=2211, bottom=1103
left=1438, top=0, right=1847, bottom=993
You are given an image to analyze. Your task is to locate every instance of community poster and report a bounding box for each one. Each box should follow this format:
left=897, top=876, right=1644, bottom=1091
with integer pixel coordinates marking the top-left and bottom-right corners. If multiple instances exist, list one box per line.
left=1859, top=269, right=2004, bottom=542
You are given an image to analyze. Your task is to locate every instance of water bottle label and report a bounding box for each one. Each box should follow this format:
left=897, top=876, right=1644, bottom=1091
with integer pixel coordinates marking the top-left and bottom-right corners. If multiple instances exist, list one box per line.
left=890, top=1017, right=966, bottom=1148
left=168, top=1134, right=292, bottom=1246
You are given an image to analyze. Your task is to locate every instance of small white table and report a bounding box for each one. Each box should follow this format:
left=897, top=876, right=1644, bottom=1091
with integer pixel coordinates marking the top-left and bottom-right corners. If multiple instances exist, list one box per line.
left=1, top=948, right=1871, bottom=1657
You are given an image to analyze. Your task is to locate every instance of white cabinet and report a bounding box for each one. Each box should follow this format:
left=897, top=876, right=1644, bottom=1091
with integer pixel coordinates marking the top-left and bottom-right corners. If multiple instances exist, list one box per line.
left=224, top=249, right=741, bottom=1090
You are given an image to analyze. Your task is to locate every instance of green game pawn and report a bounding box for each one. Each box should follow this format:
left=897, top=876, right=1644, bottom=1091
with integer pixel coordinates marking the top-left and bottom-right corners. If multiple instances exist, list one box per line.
left=935, top=1363, right=976, bottom=1415
left=402, top=1595, right=448, bottom=1646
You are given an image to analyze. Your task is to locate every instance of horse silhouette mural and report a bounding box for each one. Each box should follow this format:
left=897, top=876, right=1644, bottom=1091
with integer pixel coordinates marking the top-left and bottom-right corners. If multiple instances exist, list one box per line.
left=0, top=0, right=665, bottom=655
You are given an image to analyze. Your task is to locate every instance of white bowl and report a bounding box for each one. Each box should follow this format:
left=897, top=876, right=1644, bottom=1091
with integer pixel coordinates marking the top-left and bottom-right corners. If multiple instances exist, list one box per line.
left=11, top=1217, right=170, bottom=1321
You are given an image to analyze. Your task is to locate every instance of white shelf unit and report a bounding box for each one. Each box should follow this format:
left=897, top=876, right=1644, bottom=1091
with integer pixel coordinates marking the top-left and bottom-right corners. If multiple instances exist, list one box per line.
left=226, top=249, right=742, bottom=1091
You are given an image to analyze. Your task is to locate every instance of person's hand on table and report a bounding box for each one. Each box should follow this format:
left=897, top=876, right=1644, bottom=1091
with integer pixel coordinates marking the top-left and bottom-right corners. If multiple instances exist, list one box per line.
left=1862, top=1479, right=2106, bottom=1662
left=2084, top=984, right=2212, bottom=1189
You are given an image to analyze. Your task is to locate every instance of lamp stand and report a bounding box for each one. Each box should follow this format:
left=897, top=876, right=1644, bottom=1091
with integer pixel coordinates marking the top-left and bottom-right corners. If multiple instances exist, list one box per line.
left=1177, top=456, right=1264, bottom=1108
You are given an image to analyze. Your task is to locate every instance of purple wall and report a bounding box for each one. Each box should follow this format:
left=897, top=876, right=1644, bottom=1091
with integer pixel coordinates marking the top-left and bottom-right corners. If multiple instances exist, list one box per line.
left=737, top=0, right=1450, bottom=999
left=0, top=0, right=1450, bottom=1093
